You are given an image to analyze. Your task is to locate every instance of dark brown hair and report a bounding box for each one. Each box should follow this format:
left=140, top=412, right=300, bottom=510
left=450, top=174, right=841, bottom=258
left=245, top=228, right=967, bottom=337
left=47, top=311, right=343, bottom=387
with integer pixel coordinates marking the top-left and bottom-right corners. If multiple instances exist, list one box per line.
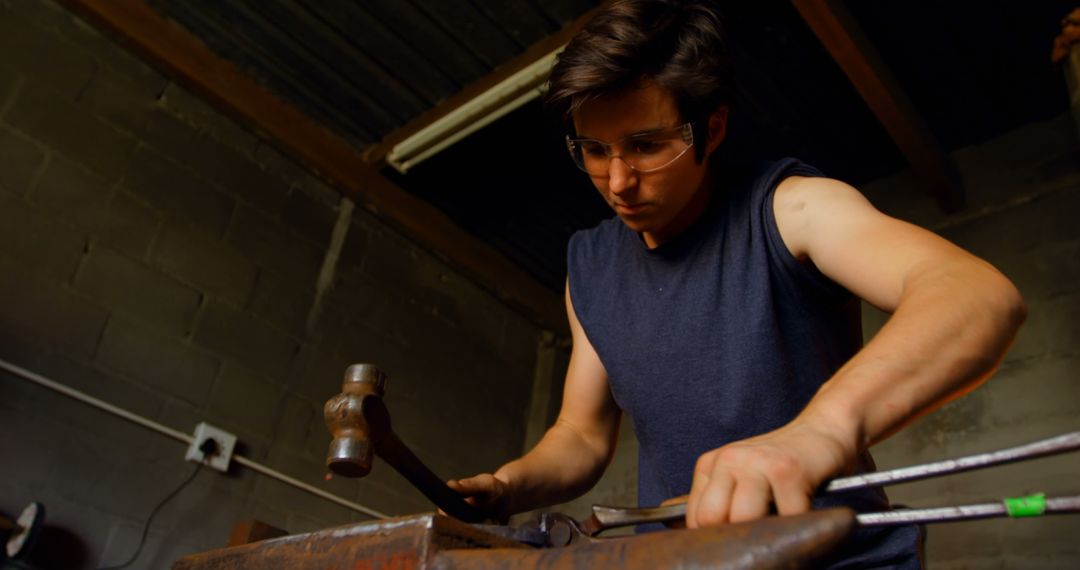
left=546, top=0, right=733, bottom=142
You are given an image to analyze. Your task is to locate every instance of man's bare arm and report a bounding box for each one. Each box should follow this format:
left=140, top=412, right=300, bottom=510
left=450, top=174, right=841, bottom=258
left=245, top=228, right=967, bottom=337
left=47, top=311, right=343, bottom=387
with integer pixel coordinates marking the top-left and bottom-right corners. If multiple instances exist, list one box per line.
left=685, top=176, right=1026, bottom=528
left=450, top=282, right=621, bottom=519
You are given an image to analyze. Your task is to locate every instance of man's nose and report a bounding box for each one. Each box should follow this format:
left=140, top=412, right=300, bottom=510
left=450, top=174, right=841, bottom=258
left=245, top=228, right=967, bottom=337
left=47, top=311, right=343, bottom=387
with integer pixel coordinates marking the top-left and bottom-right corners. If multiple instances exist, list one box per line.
left=607, top=156, right=637, bottom=195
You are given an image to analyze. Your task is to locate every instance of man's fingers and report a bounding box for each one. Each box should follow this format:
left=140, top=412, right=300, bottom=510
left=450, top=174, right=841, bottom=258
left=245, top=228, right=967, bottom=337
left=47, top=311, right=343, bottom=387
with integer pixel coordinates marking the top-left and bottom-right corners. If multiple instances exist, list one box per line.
left=772, top=481, right=812, bottom=516
left=689, top=470, right=734, bottom=528
left=686, top=454, right=716, bottom=528
left=728, top=473, right=772, bottom=523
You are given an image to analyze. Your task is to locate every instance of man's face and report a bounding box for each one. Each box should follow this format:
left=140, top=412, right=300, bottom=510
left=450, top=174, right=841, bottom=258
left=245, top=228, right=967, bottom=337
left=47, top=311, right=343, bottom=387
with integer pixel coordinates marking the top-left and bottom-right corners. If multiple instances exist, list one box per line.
left=572, top=84, right=723, bottom=248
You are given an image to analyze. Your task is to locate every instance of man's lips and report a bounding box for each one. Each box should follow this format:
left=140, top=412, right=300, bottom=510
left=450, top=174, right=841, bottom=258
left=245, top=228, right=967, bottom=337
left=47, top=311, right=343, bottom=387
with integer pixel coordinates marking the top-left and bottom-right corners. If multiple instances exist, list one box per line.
left=614, top=202, right=649, bottom=214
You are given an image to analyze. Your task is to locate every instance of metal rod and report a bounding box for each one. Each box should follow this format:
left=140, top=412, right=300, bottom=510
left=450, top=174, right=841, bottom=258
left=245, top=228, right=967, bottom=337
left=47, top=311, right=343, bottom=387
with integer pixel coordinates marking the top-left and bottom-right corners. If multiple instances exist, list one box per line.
left=857, top=495, right=1080, bottom=526
left=827, top=431, right=1080, bottom=493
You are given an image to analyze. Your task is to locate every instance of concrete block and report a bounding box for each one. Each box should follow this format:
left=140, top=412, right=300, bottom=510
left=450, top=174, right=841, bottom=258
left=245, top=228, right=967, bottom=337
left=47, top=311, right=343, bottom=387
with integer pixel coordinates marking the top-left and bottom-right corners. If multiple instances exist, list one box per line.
left=157, top=83, right=221, bottom=133
left=0, top=5, right=95, bottom=95
left=27, top=152, right=111, bottom=229
left=253, top=140, right=312, bottom=184
left=274, top=395, right=317, bottom=456
left=124, top=145, right=235, bottom=237
left=0, top=192, right=86, bottom=281
left=358, top=225, right=420, bottom=288
left=208, top=363, right=284, bottom=442
left=226, top=206, right=322, bottom=284
left=97, top=192, right=162, bottom=260
left=97, top=317, right=220, bottom=405
left=75, top=245, right=201, bottom=336
left=154, top=224, right=258, bottom=307
left=49, top=5, right=164, bottom=90
left=323, top=270, right=408, bottom=343
left=982, top=353, right=1080, bottom=427
left=0, top=398, right=62, bottom=495
left=159, top=82, right=259, bottom=154
left=0, top=254, right=108, bottom=357
left=352, top=481, right=430, bottom=519
left=161, top=484, right=250, bottom=558
left=0, top=63, right=19, bottom=117
left=76, top=65, right=165, bottom=134
left=0, top=123, right=45, bottom=194
left=249, top=273, right=315, bottom=339
left=37, top=352, right=168, bottom=424
left=139, top=109, right=286, bottom=212
left=335, top=215, right=370, bottom=271
left=7, top=80, right=136, bottom=181
left=282, top=187, right=338, bottom=248
left=252, top=450, right=358, bottom=524
left=194, top=301, right=300, bottom=383
left=500, top=308, right=541, bottom=373
left=293, top=342, right=369, bottom=406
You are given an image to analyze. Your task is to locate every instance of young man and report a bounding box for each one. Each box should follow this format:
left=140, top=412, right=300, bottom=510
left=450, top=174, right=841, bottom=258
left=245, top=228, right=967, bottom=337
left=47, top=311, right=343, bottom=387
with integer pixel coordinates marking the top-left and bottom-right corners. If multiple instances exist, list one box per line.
left=450, top=0, right=1025, bottom=566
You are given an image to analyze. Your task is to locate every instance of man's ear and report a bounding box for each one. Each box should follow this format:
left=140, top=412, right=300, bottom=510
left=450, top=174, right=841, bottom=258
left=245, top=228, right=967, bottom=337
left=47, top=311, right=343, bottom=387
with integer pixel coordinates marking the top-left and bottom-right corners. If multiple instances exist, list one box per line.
left=705, top=106, right=730, bottom=155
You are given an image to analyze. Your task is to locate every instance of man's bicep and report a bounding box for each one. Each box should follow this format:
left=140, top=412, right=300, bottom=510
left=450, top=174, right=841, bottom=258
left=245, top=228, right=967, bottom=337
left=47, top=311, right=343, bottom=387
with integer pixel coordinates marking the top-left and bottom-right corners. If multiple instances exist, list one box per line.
left=777, top=177, right=976, bottom=312
left=558, top=281, right=620, bottom=454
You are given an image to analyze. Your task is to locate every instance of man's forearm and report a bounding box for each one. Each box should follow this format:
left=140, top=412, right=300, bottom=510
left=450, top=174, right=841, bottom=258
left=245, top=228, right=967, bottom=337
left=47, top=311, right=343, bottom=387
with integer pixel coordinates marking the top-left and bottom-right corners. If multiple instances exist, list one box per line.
left=801, top=258, right=1026, bottom=454
left=495, top=418, right=617, bottom=515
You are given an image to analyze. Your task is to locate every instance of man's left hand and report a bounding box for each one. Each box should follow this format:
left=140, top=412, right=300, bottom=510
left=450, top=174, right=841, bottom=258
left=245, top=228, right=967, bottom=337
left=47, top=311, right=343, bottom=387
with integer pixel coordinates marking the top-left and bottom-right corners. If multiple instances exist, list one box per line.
left=684, top=418, right=856, bottom=528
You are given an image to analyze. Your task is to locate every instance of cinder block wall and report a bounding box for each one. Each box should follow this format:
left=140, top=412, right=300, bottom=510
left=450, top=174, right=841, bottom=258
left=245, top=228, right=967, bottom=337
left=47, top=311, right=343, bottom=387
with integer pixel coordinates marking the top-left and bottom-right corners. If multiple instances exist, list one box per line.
left=0, top=1, right=544, bottom=567
left=862, top=114, right=1080, bottom=568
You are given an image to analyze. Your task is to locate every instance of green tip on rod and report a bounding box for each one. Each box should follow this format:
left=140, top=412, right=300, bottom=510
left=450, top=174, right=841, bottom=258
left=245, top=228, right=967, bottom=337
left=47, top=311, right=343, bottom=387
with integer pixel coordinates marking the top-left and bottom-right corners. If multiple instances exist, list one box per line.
left=1004, top=493, right=1046, bottom=518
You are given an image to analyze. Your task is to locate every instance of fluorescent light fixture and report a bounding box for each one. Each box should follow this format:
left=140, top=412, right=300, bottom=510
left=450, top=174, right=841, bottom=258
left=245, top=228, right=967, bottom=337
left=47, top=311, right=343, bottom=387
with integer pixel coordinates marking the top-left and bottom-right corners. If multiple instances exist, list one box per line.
left=387, top=46, right=564, bottom=174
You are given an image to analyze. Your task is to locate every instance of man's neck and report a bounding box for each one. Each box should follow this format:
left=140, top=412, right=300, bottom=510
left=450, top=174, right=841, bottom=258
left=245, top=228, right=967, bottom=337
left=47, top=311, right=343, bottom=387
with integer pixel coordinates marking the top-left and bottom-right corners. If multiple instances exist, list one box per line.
left=642, top=170, right=717, bottom=249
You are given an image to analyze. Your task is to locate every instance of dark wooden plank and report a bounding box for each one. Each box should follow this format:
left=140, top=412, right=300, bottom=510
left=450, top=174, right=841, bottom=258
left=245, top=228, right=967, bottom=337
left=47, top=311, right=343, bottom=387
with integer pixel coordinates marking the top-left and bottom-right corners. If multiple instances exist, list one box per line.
left=362, top=0, right=491, bottom=86
left=472, top=0, right=562, bottom=49
left=411, top=0, right=525, bottom=66
left=531, top=0, right=600, bottom=26
left=59, top=0, right=568, bottom=334
left=302, top=2, right=461, bottom=105
left=791, top=0, right=964, bottom=212
left=250, top=0, right=432, bottom=116
left=149, top=0, right=382, bottom=143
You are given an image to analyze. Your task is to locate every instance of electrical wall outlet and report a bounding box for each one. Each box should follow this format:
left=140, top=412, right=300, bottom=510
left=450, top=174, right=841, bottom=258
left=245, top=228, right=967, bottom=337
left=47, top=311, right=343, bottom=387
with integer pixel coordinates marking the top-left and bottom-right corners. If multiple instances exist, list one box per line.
left=185, top=422, right=237, bottom=472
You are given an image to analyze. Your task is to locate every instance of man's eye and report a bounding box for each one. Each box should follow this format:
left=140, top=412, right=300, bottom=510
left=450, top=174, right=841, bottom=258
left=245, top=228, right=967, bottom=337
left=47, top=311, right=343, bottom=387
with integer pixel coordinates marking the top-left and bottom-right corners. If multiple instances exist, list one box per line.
left=580, top=142, right=607, bottom=156
left=629, top=140, right=660, bottom=153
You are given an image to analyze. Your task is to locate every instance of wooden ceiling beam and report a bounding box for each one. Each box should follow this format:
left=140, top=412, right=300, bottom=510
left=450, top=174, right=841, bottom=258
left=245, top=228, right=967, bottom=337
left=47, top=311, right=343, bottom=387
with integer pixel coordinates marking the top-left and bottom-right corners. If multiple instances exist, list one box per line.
left=59, top=0, right=568, bottom=334
left=792, top=0, right=965, bottom=212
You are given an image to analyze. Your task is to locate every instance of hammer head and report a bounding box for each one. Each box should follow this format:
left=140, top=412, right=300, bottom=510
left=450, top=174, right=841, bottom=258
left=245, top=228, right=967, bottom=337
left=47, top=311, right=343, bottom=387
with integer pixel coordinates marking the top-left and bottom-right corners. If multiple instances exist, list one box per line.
left=325, top=364, right=387, bottom=478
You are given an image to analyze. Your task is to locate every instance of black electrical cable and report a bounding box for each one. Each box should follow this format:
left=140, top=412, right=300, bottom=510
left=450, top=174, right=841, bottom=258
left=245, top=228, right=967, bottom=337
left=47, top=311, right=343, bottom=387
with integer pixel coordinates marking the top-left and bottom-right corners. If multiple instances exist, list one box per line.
left=97, top=439, right=216, bottom=570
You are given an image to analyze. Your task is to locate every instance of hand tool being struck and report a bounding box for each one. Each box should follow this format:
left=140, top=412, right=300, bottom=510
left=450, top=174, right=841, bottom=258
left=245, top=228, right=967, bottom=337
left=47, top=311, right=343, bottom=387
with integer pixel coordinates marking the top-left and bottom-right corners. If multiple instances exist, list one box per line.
left=325, top=364, right=1080, bottom=548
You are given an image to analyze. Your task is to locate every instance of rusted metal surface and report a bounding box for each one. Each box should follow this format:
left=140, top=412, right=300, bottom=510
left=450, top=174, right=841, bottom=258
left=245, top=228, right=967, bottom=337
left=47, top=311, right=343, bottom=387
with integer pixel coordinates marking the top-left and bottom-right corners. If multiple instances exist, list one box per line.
left=324, top=364, right=486, bottom=522
left=433, top=509, right=856, bottom=570
left=174, top=510, right=855, bottom=570
left=172, top=514, right=529, bottom=570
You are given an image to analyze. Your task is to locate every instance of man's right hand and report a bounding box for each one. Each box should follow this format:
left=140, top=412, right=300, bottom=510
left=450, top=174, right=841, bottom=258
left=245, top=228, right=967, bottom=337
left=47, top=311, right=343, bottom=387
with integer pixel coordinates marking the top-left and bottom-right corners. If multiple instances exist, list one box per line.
left=447, top=473, right=514, bottom=524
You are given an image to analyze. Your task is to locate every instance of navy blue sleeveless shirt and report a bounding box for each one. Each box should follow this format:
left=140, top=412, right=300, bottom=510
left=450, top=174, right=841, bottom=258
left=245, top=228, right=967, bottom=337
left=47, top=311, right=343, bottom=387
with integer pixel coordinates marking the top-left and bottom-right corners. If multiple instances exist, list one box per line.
left=567, top=159, right=921, bottom=568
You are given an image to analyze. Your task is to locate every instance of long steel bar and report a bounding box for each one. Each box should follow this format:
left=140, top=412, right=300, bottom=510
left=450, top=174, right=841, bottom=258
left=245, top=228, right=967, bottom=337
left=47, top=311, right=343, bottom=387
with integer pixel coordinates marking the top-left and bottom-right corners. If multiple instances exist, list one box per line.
left=856, top=495, right=1080, bottom=526
left=826, top=431, right=1080, bottom=492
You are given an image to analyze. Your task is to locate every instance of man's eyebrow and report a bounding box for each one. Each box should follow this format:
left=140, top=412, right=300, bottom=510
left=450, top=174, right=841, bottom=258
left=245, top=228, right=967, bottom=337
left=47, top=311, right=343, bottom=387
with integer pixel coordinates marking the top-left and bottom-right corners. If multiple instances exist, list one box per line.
left=576, top=125, right=672, bottom=141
